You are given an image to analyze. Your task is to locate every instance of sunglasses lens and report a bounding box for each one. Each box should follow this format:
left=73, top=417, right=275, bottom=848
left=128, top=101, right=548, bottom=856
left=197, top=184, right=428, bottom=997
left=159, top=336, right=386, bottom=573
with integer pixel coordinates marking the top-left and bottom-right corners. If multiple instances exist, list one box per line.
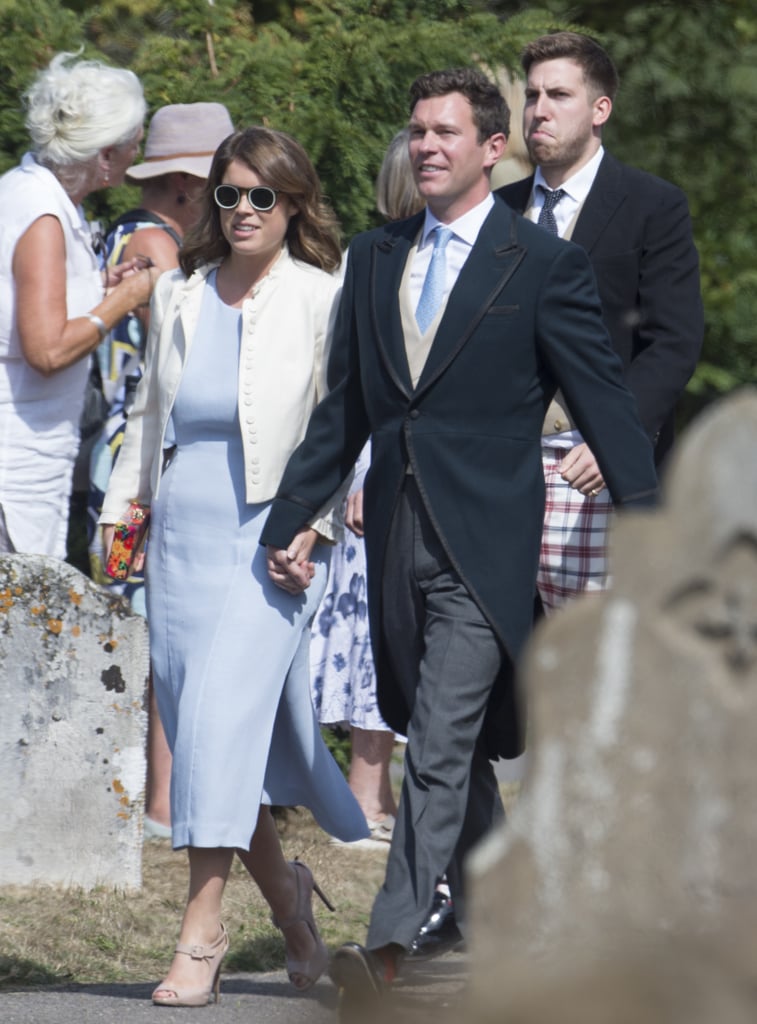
left=214, top=184, right=278, bottom=211
left=249, top=187, right=277, bottom=211
left=214, top=185, right=240, bottom=209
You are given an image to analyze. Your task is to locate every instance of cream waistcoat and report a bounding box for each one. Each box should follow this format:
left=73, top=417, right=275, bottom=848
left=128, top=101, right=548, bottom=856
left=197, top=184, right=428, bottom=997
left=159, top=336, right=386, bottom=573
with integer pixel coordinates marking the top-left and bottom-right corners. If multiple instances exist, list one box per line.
left=400, top=240, right=448, bottom=389
left=528, top=198, right=584, bottom=438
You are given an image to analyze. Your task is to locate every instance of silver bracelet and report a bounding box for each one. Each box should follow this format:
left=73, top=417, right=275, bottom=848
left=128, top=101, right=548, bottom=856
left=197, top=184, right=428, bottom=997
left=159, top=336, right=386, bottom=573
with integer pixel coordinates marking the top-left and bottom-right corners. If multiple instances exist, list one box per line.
left=86, top=313, right=108, bottom=342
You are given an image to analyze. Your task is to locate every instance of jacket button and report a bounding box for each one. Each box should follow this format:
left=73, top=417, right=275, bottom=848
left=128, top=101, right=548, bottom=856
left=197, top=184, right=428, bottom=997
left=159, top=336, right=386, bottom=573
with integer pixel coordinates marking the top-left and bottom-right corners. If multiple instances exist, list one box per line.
left=409, top=409, right=420, bottom=420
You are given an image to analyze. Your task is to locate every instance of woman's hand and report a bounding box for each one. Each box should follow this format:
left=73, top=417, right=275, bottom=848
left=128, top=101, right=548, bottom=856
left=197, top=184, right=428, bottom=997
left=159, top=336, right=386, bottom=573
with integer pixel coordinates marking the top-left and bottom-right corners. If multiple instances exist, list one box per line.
left=109, top=260, right=159, bottom=308
left=345, top=489, right=364, bottom=537
left=14, top=215, right=160, bottom=375
left=105, top=255, right=146, bottom=288
left=102, top=524, right=115, bottom=562
left=266, top=528, right=320, bottom=594
left=101, top=523, right=146, bottom=574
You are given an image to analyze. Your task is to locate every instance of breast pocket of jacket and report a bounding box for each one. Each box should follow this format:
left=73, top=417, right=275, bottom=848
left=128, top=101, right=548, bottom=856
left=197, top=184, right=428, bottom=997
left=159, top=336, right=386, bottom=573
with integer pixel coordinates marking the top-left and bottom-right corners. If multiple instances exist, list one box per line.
left=486, top=304, right=520, bottom=318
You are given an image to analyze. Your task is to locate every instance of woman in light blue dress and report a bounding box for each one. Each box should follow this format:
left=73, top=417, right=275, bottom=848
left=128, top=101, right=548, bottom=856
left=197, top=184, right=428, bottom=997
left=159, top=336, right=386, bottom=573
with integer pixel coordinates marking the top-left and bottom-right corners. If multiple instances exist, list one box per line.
left=101, top=127, right=367, bottom=1007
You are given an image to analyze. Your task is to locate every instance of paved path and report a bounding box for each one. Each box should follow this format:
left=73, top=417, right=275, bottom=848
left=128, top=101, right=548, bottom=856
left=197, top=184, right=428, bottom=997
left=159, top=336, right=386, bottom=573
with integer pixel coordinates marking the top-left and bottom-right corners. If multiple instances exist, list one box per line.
left=0, top=953, right=468, bottom=1023
left=2, top=747, right=516, bottom=1023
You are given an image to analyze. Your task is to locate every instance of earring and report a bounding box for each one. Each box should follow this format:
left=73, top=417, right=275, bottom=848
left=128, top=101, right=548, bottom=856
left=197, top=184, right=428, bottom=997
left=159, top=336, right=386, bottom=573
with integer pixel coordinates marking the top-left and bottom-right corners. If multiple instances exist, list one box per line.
left=177, top=190, right=187, bottom=206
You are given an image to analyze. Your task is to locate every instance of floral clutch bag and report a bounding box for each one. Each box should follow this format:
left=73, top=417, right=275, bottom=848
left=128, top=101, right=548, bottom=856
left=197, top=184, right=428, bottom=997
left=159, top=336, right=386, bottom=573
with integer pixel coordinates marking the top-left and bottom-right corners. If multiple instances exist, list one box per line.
left=105, top=502, right=150, bottom=581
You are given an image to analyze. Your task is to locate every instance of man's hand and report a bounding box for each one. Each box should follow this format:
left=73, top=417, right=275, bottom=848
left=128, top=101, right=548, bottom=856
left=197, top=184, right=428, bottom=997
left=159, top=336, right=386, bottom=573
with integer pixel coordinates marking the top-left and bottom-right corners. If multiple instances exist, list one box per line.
left=345, top=489, right=364, bottom=537
left=559, top=442, right=606, bottom=496
left=266, top=528, right=319, bottom=594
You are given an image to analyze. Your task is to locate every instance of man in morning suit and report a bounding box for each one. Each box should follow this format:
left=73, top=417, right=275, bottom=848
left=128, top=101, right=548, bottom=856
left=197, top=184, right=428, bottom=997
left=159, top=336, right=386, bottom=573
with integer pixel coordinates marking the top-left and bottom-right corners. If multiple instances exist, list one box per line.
left=260, top=67, right=657, bottom=1007
left=410, top=32, right=707, bottom=962
left=498, top=31, right=703, bottom=612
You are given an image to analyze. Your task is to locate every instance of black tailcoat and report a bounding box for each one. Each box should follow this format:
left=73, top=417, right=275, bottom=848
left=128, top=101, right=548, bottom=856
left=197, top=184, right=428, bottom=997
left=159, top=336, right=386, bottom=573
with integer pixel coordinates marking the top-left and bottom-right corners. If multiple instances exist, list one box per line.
left=497, top=153, right=704, bottom=462
left=261, top=199, right=657, bottom=757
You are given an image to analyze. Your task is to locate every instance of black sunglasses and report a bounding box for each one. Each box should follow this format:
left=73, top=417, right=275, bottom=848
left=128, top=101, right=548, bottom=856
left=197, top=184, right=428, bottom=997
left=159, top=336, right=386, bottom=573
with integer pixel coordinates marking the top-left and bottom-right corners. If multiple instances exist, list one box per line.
left=213, top=184, right=279, bottom=212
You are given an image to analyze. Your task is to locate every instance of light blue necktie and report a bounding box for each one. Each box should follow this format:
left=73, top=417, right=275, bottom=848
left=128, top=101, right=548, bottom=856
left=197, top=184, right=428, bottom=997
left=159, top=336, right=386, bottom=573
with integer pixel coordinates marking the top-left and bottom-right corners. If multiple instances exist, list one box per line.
left=415, top=226, right=453, bottom=333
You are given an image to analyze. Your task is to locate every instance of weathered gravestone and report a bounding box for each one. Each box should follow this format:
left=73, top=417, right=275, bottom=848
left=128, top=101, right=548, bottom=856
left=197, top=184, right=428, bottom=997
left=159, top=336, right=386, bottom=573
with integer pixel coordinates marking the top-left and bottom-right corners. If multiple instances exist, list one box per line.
left=466, top=388, right=757, bottom=1016
left=0, top=554, right=149, bottom=890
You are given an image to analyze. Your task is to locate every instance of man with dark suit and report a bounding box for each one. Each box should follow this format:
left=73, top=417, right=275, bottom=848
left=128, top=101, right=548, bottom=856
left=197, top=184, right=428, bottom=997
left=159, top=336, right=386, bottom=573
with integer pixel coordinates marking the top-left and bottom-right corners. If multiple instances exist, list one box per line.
left=497, top=31, right=703, bottom=613
left=261, top=67, right=657, bottom=1006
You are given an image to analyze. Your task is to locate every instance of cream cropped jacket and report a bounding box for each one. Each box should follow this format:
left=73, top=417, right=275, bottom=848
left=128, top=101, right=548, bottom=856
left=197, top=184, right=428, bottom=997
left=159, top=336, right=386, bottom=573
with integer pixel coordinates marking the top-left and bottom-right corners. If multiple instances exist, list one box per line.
left=101, top=248, right=347, bottom=540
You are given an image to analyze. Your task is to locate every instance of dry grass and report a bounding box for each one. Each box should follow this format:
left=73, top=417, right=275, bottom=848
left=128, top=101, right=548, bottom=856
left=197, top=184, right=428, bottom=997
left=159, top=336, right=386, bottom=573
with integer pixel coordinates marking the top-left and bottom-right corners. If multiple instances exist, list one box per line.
left=0, top=780, right=520, bottom=992
left=0, top=808, right=387, bottom=990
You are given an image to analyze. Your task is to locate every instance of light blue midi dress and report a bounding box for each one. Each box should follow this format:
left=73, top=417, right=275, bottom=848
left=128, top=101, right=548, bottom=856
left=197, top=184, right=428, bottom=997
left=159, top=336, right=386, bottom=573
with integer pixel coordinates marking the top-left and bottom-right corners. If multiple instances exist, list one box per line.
left=146, top=272, right=368, bottom=850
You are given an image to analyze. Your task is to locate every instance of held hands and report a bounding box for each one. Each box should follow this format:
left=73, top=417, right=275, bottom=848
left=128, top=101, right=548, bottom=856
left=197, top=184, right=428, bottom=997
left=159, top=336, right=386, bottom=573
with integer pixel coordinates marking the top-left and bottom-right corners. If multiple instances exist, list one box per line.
left=105, top=254, right=159, bottom=307
left=266, top=528, right=319, bottom=595
left=559, top=442, right=606, bottom=496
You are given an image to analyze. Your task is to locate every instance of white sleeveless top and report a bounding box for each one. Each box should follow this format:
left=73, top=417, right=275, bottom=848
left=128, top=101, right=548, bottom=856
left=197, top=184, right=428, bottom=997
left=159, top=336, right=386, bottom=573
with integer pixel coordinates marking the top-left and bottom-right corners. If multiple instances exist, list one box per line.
left=0, top=153, right=103, bottom=555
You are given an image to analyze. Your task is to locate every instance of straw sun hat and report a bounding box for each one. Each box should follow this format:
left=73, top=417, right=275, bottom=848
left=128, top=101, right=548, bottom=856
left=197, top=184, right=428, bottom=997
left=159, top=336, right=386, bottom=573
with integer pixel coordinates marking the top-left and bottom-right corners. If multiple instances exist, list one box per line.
left=126, top=102, right=235, bottom=181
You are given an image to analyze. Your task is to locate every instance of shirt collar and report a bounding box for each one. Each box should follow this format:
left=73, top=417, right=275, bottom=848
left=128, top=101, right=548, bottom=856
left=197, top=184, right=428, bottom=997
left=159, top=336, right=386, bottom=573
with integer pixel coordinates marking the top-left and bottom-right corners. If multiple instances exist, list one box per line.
left=419, top=193, right=494, bottom=249
left=533, top=145, right=604, bottom=205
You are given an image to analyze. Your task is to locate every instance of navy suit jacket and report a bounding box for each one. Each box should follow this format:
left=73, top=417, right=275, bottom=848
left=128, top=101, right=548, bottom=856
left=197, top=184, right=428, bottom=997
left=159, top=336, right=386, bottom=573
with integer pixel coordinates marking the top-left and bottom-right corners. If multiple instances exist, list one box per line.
left=261, top=198, right=657, bottom=757
left=497, top=153, right=704, bottom=462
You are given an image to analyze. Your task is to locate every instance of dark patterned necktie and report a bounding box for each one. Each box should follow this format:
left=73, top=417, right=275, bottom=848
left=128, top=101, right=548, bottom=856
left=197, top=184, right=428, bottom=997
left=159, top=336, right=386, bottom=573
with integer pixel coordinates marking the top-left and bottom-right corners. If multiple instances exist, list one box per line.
left=537, top=185, right=566, bottom=236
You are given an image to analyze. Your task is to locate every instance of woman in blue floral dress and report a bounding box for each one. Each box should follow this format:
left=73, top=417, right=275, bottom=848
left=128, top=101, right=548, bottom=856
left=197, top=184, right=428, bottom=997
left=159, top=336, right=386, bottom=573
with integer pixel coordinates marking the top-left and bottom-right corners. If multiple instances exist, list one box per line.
left=310, top=443, right=398, bottom=845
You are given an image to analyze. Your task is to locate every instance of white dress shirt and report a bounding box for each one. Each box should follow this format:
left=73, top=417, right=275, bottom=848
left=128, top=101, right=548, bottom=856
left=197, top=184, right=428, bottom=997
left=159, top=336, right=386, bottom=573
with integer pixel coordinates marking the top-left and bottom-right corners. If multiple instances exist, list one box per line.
left=528, top=148, right=604, bottom=449
left=409, top=194, right=495, bottom=309
left=528, top=146, right=604, bottom=237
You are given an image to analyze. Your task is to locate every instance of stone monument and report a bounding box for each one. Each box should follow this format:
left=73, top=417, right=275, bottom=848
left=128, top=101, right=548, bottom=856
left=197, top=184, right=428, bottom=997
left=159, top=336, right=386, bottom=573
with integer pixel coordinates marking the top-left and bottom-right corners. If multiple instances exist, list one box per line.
left=0, top=554, right=149, bottom=890
left=467, top=388, right=757, bottom=1017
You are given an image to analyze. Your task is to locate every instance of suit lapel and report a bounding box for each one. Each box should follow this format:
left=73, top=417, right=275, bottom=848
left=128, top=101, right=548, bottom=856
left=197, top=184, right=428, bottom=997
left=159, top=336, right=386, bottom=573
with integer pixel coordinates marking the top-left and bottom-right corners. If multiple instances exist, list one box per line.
left=369, top=214, right=423, bottom=398
left=499, top=176, right=533, bottom=215
left=571, top=153, right=626, bottom=253
left=499, top=155, right=629, bottom=255
left=415, top=201, right=525, bottom=394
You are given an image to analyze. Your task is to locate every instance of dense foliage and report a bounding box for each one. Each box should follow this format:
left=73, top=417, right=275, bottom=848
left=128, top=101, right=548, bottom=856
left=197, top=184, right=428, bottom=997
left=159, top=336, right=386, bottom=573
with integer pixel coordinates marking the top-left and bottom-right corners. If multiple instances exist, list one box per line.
left=563, top=1, right=757, bottom=415
left=0, top=0, right=754, bottom=407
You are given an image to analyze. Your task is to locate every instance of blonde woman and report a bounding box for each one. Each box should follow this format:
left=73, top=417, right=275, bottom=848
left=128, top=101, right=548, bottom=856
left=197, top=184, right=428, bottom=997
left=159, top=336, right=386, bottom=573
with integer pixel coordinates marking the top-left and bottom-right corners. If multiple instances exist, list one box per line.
left=0, top=52, right=157, bottom=557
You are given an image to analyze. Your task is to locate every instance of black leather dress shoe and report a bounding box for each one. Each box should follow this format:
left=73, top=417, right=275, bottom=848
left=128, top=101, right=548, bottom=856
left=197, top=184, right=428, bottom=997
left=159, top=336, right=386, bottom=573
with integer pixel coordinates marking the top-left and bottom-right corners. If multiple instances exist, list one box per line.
left=406, top=891, right=465, bottom=961
left=330, top=943, right=388, bottom=1022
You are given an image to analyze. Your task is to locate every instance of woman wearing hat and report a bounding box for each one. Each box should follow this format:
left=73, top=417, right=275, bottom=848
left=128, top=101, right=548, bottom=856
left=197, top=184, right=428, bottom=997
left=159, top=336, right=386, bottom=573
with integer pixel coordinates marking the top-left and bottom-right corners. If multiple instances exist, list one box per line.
left=88, top=102, right=235, bottom=840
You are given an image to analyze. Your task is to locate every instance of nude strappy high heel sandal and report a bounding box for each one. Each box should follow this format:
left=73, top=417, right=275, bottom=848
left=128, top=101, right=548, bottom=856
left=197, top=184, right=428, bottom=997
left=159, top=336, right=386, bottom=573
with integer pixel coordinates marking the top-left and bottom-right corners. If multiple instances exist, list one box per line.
left=272, top=859, right=335, bottom=991
left=151, top=923, right=229, bottom=1006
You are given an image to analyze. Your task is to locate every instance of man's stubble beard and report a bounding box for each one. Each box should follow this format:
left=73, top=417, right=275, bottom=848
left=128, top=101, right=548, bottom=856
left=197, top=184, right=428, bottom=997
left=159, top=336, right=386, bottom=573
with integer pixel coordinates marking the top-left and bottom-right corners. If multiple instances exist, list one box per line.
left=527, top=129, right=593, bottom=177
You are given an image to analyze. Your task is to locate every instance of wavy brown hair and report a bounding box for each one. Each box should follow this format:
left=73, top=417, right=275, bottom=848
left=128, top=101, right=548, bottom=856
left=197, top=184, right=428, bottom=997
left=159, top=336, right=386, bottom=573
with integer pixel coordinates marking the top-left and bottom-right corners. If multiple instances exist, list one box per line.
left=180, top=126, right=341, bottom=277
